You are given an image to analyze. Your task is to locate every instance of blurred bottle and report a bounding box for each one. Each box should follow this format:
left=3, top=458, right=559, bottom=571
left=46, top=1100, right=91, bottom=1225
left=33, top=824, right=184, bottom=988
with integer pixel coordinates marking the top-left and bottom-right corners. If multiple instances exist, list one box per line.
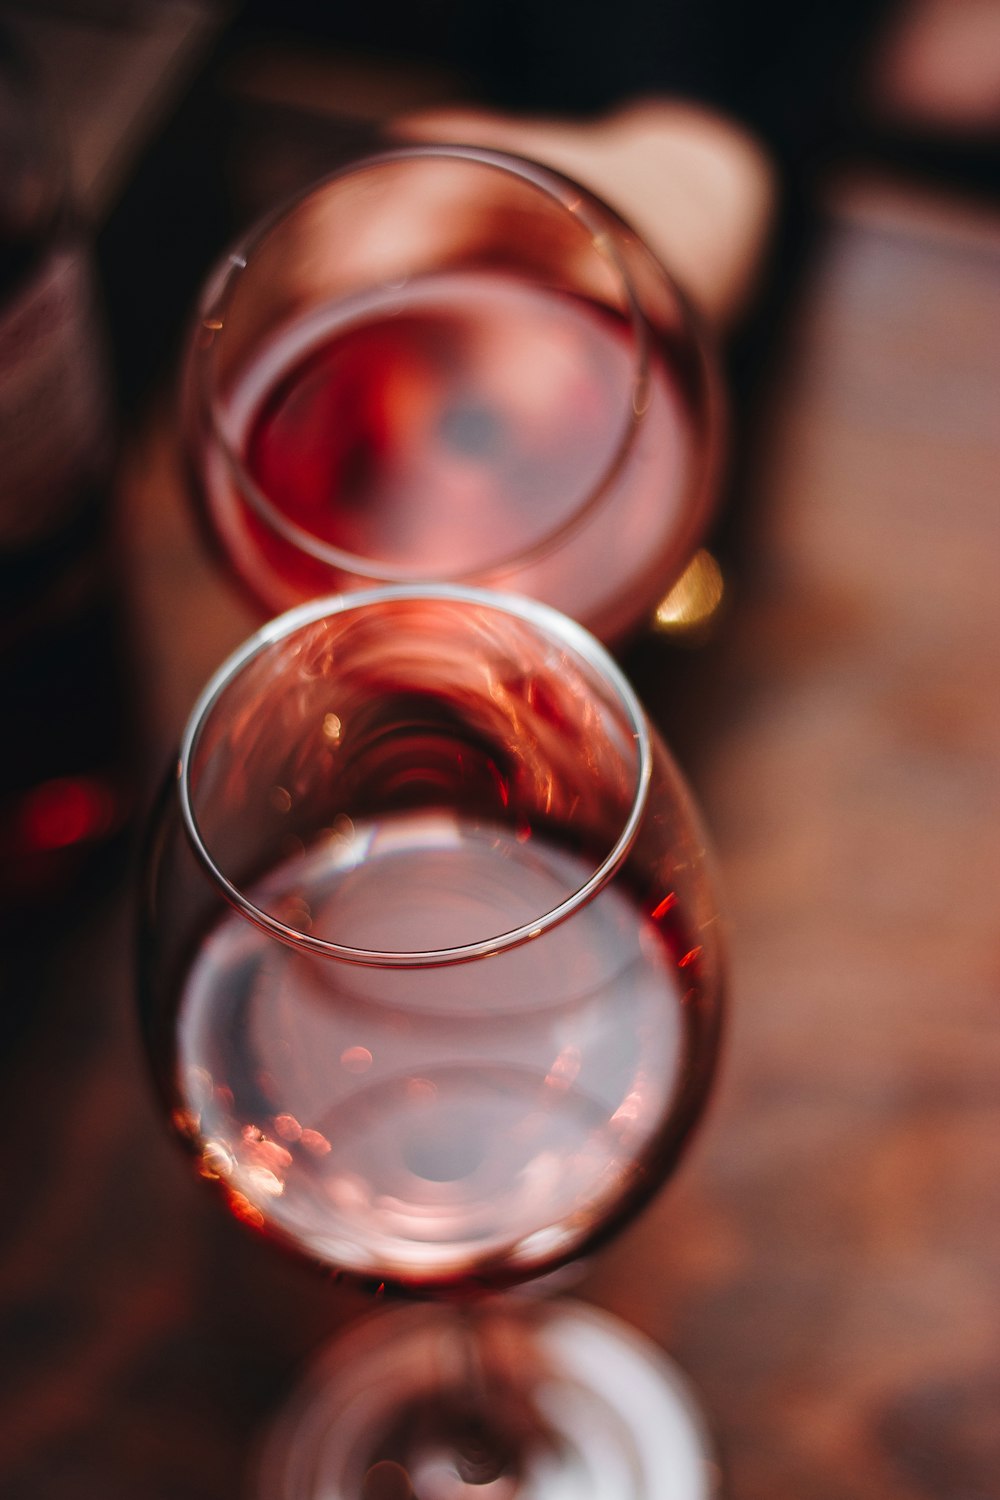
left=0, top=27, right=132, bottom=924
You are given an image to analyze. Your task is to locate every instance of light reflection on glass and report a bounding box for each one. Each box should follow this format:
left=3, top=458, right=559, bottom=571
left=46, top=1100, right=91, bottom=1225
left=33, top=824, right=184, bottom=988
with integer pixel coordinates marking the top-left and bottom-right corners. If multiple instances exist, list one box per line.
left=653, top=549, right=724, bottom=638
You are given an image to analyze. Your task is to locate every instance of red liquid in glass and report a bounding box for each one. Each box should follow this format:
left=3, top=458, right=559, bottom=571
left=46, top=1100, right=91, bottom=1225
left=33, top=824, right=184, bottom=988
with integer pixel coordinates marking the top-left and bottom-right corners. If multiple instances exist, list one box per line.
left=201, top=271, right=707, bottom=641
left=168, top=813, right=711, bottom=1291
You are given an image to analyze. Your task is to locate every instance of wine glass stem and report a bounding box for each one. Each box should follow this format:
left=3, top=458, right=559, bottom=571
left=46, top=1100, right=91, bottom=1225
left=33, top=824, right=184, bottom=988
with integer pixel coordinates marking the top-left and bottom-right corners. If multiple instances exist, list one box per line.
left=447, top=1302, right=525, bottom=1486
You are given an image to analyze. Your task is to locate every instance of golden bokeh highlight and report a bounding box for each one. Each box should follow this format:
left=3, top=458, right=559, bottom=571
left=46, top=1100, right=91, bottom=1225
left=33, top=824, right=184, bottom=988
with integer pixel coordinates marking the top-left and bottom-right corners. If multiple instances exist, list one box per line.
left=653, top=549, right=725, bottom=639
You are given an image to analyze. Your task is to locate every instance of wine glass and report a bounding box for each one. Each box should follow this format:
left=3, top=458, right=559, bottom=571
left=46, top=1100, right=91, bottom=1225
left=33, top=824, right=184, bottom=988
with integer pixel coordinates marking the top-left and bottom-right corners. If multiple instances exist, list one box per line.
left=137, top=585, right=726, bottom=1497
left=181, top=144, right=724, bottom=646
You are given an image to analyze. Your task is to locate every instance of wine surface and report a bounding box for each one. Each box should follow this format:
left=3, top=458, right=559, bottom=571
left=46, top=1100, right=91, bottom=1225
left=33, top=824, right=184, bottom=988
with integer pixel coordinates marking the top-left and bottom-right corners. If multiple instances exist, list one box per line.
left=203, top=270, right=697, bottom=637
left=172, top=812, right=703, bottom=1287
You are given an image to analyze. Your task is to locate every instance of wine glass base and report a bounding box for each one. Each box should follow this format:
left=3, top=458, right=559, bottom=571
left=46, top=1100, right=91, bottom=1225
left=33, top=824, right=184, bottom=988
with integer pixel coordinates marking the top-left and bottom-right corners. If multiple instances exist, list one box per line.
left=255, top=1298, right=721, bottom=1500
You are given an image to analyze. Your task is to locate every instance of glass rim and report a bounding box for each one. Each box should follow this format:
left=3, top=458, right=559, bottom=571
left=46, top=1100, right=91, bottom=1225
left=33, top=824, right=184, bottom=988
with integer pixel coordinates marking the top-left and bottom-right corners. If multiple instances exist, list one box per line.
left=191, top=141, right=664, bottom=583
left=177, top=584, right=653, bottom=967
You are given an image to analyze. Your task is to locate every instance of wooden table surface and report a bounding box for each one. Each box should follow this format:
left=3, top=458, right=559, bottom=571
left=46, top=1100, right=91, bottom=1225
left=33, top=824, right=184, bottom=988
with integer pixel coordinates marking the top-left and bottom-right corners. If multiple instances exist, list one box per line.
left=1, top=95, right=998, bottom=1500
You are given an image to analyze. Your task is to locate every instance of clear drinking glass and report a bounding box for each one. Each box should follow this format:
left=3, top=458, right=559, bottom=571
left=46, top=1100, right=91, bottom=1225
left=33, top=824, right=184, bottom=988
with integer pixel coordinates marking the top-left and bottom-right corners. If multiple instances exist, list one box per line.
left=181, top=145, right=724, bottom=646
left=137, top=585, right=726, bottom=1497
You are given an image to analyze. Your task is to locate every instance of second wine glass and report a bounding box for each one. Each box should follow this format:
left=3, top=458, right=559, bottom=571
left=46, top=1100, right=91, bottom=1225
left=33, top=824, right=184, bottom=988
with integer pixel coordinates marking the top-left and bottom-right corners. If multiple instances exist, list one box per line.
left=138, top=586, right=726, bottom=1498
left=182, top=144, right=724, bottom=647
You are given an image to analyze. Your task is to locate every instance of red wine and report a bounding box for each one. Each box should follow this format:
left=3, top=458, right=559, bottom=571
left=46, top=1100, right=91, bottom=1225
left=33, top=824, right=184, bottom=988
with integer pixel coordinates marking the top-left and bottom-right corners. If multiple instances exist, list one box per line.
left=199, top=271, right=709, bottom=642
left=168, top=812, right=708, bottom=1290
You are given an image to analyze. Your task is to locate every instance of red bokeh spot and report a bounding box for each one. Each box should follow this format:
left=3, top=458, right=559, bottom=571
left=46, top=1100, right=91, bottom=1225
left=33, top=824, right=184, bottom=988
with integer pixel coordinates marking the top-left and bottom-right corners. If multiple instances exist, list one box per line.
left=18, top=776, right=117, bottom=851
